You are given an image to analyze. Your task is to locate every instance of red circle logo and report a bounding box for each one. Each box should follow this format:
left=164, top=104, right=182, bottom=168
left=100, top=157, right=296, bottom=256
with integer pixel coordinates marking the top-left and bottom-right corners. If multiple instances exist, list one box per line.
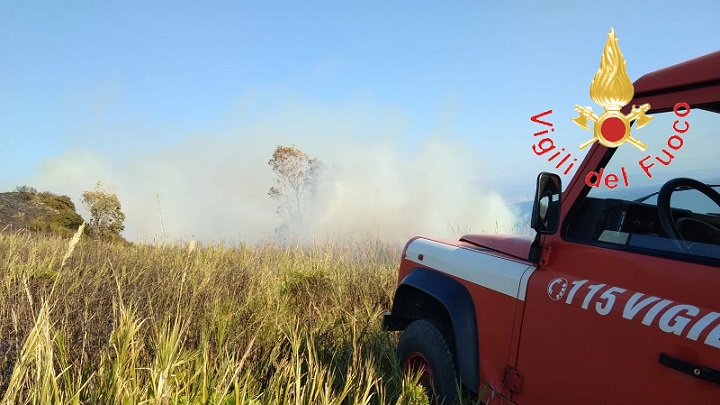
left=600, top=116, right=626, bottom=143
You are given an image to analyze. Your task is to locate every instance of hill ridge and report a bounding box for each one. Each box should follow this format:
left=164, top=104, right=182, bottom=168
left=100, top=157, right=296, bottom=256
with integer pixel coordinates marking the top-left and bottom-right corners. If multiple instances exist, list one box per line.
left=0, top=190, right=85, bottom=237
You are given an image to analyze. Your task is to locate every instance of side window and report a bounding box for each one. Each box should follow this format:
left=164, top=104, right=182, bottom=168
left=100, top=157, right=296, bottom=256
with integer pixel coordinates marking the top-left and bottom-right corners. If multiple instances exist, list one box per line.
left=566, top=108, right=720, bottom=262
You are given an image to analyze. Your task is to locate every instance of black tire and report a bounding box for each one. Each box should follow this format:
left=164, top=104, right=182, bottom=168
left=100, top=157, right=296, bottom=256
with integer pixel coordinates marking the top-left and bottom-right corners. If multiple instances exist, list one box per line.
left=397, top=319, right=459, bottom=404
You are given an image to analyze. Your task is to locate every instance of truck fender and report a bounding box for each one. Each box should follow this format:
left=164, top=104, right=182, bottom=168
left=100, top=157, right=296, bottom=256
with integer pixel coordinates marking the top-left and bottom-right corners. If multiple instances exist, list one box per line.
left=389, top=267, right=479, bottom=393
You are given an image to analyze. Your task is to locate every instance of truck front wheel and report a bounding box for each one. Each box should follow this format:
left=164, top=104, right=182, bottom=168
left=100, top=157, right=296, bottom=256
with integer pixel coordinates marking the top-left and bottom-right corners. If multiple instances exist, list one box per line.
left=397, top=319, right=459, bottom=404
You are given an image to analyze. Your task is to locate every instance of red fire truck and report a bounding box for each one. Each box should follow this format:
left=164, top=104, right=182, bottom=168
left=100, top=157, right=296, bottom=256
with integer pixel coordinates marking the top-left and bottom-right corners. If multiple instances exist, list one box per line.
left=384, top=50, right=720, bottom=404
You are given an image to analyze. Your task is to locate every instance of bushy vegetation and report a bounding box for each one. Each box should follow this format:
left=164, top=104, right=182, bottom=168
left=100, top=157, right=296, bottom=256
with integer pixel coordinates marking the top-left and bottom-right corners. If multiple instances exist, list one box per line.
left=81, top=182, right=126, bottom=241
left=0, top=231, right=439, bottom=404
left=20, top=191, right=85, bottom=238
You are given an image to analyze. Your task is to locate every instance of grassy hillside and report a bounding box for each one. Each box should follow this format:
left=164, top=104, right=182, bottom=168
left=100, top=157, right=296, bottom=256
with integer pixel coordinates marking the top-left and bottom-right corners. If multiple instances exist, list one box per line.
left=0, top=189, right=84, bottom=238
left=0, top=230, right=443, bottom=404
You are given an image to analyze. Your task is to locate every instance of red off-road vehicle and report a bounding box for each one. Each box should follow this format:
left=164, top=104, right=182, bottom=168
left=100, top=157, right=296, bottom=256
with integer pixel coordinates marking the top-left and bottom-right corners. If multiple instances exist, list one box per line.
left=384, top=50, right=720, bottom=404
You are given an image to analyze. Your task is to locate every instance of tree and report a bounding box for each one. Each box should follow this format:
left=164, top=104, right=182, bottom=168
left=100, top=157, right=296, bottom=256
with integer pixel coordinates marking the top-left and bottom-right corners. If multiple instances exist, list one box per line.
left=268, top=145, right=323, bottom=233
left=81, top=181, right=126, bottom=241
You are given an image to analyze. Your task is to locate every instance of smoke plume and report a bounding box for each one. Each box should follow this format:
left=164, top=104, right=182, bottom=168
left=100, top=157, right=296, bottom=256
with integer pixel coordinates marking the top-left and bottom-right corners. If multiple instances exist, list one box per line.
left=28, top=96, right=520, bottom=245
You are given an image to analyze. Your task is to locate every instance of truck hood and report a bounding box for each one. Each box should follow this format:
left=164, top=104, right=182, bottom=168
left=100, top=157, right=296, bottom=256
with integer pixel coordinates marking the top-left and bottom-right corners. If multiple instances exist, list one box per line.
left=460, top=234, right=534, bottom=261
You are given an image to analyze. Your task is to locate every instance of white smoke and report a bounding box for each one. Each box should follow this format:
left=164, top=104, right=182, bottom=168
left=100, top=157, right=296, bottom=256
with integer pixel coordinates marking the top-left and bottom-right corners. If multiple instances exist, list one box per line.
left=28, top=95, right=520, bottom=244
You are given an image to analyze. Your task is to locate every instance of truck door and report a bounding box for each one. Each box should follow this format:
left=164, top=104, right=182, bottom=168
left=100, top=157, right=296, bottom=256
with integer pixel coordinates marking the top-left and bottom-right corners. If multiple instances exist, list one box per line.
left=514, top=109, right=720, bottom=404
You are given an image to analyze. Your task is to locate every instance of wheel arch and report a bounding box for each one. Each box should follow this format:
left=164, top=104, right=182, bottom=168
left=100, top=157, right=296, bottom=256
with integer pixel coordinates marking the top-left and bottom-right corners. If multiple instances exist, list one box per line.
left=388, top=267, right=480, bottom=393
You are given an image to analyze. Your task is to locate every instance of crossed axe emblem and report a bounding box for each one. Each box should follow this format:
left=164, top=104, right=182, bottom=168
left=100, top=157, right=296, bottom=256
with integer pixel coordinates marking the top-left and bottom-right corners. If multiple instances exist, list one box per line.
left=572, top=28, right=653, bottom=152
left=572, top=104, right=652, bottom=151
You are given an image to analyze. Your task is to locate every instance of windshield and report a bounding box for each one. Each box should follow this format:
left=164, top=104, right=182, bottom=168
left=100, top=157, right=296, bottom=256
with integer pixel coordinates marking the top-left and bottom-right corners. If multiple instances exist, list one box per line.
left=569, top=106, right=720, bottom=262
left=589, top=107, right=717, bottom=200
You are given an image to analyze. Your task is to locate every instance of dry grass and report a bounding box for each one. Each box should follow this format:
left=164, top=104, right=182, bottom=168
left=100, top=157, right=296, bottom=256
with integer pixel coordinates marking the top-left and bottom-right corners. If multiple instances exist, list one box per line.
left=0, top=230, right=434, bottom=404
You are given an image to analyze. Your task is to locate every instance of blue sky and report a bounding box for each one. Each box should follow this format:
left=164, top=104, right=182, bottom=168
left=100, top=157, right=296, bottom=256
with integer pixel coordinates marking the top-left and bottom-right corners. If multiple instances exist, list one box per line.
left=1, top=1, right=718, bottom=242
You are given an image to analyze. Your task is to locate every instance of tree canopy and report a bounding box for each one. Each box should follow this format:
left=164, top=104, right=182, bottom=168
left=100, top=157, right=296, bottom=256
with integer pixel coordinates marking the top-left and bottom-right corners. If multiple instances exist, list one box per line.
left=81, top=182, right=125, bottom=241
left=268, top=145, right=323, bottom=237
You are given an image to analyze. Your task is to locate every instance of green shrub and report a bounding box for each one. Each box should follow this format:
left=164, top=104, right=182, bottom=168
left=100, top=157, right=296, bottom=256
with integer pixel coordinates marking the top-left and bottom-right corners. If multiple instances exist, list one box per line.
left=43, top=195, right=75, bottom=212
left=52, top=210, right=84, bottom=229
left=26, top=212, right=84, bottom=238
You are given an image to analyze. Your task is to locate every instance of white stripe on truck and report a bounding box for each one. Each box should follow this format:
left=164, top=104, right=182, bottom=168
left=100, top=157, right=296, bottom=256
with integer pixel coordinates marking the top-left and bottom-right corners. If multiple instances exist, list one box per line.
left=405, top=238, right=537, bottom=301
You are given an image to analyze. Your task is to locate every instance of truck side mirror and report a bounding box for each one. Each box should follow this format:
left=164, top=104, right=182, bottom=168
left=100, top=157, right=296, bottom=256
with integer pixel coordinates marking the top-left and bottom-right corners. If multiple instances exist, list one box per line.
left=531, top=172, right=561, bottom=234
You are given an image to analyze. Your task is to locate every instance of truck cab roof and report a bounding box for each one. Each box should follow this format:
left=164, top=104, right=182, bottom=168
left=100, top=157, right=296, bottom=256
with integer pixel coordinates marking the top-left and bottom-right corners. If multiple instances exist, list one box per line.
left=630, top=50, right=720, bottom=113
